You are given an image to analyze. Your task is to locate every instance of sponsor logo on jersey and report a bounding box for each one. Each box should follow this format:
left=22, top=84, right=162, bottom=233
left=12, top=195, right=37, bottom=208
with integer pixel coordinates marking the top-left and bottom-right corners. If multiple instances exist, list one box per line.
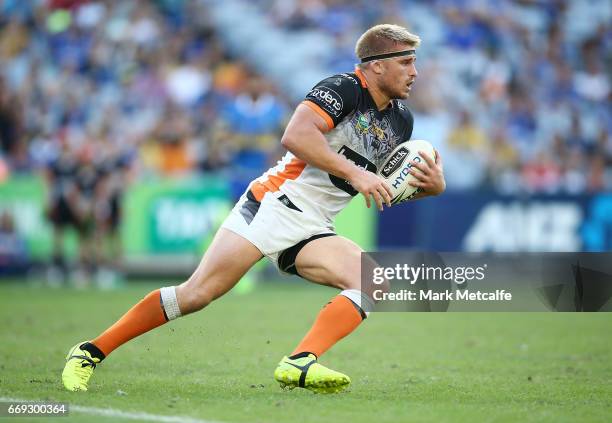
left=308, top=87, right=344, bottom=117
left=381, top=146, right=409, bottom=178
left=329, top=145, right=377, bottom=195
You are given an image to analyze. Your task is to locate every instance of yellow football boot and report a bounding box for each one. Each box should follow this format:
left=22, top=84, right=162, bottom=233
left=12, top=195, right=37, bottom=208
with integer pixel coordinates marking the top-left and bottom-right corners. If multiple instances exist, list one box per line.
left=274, top=354, right=350, bottom=394
left=61, top=342, right=101, bottom=391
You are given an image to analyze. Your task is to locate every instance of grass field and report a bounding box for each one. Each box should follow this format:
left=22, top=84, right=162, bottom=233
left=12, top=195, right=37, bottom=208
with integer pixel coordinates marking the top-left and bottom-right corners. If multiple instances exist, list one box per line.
left=0, top=281, right=610, bottom=423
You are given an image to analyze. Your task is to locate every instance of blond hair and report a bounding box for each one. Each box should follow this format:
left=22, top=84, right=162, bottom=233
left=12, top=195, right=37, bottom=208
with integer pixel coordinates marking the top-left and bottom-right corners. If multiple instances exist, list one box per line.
left=355, top=24, right=421, bottom=63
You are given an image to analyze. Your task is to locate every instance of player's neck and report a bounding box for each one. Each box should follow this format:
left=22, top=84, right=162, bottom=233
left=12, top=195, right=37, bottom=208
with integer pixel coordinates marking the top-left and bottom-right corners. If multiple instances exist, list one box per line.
left=370, top=87, right=392, bottom=111
left=360, top=70, right=392, bottom=111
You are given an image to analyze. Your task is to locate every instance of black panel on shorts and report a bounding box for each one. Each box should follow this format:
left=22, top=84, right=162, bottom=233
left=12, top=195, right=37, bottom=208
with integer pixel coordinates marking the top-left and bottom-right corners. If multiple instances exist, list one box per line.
left=240, top=190, right=261, bottom=225
left=49, top=198, right=80, bottom=227
left=277, top=194, right=302, bottom=212
left=278, top=233, right=336, bottom=277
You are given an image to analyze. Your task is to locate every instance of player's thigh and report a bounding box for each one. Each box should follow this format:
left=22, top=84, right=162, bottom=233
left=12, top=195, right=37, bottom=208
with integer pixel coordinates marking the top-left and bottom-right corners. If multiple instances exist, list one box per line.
left=176, top=228, right=263, bottom=312
left=294, top=235, right=364, bottom=290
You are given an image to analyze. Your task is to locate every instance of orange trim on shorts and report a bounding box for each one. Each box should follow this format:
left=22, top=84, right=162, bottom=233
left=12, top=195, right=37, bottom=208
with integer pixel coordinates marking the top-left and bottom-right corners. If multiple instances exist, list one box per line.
left=354, top=67, right=368, bottom=88
left=302, top=100, right=335, bottom=130
left=250, top=158, right=307, bottom=201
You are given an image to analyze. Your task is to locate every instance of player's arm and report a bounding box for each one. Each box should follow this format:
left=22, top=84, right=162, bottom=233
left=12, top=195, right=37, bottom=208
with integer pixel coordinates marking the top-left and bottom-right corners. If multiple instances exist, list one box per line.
left=407, top=149, right=446, bottom=199
left=281, top=103, right=392, bottom=210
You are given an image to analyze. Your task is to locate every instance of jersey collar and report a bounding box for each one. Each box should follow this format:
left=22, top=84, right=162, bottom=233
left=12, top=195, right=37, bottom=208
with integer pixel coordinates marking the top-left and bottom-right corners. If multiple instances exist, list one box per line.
left=354, top=67, right=368, bottom=88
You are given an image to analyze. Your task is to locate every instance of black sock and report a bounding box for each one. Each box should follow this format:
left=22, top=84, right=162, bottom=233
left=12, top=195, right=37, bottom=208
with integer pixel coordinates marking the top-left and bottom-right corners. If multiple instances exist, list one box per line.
left=81, top=342, right=106, bottom=361
left=289, top=351, right=317, bottom=360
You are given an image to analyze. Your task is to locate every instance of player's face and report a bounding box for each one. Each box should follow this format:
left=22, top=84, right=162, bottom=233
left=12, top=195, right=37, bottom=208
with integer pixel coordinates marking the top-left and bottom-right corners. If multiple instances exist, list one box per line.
left=380, top=55, right=418, bottom=99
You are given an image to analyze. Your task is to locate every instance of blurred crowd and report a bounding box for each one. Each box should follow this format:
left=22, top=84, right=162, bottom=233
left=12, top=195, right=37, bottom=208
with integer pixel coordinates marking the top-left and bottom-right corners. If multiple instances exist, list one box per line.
left=0, top=0, right=288, bottom=184
left=0, top=0, right=610, bottom=280
left=263, top=0, right=611, bottom=193
left=0, top=0, right=289, bottom=281
left=1, top=0, right=610, bottom=195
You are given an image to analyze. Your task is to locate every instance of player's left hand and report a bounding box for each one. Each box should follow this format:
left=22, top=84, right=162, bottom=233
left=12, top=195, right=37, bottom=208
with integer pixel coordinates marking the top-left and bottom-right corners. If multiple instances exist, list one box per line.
left=407, top=149, right=446, bottom=196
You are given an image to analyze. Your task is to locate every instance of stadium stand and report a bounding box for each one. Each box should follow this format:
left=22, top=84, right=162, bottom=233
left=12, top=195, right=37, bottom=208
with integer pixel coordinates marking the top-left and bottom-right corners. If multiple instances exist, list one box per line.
left=0, top=0, right=610, bottom=278
left=1, top=0, right=610, bottom=193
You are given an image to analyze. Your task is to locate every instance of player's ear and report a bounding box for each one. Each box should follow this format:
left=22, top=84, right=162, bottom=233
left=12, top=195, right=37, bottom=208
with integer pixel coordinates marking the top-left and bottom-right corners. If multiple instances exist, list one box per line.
left=371, top=61, right=385, bottom=75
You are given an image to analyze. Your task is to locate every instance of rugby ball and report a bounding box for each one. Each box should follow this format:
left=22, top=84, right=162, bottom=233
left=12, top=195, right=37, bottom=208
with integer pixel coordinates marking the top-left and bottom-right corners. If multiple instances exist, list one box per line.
left=378, top=139, right=435, bottom=205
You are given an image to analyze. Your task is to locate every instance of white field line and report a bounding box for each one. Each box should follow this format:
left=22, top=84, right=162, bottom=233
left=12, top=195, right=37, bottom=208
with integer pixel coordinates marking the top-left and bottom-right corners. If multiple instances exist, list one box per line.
left=0, top=396, right=223, bottom=423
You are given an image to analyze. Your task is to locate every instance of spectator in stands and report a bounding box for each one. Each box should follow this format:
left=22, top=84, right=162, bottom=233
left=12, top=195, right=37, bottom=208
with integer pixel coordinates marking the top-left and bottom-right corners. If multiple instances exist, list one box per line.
left=221, top=75, right=286, bottom=154
left=148, top=102, right=196, bottom=176
left=522, top=151, right=562, bottom=194
left=443, top=109, right=489, bottom=189
left=447, top=109, right=488, bottom=153
left=486, top=126, right=520, bottom=193
left=219, top=75, right=287, bottom=194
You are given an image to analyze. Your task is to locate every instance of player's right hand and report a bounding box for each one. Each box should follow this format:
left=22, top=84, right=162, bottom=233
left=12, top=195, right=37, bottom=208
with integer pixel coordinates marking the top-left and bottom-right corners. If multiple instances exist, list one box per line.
left=348, top=167, right=392, bottom=211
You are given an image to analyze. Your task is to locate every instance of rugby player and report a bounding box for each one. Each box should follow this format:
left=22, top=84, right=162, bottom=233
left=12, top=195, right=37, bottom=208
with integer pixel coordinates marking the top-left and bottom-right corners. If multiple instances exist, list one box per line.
left=44, top=140, right=81, bottom=284
left=62, top=24, right=445, bottom=394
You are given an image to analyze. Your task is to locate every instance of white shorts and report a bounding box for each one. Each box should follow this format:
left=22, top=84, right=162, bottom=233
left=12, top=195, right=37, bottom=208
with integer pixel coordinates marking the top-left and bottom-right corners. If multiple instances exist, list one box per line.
left=221, top=189, right=336, bottom=274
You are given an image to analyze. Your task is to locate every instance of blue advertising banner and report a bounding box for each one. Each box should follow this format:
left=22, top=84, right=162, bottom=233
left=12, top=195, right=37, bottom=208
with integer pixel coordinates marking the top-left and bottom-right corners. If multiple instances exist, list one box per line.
left=377, top=193, right=612, bottom=252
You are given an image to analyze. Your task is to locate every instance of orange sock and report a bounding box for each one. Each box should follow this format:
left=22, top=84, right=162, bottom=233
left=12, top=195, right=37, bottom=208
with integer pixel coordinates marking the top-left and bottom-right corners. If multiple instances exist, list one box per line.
left=291, top=294, right=365, bottom=358
left=92, top=289, right=168, bottom=357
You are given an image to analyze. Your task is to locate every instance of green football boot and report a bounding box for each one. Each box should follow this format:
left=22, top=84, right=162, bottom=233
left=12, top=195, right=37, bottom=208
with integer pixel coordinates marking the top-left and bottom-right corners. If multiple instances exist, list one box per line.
left=61, top=342, right=101, bottom=391
left=274, top=354, right=350, bottom=394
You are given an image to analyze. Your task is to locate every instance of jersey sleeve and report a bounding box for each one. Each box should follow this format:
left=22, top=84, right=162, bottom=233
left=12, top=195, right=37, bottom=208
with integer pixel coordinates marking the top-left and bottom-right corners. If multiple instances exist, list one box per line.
left=302, top=74, right=360, bottom=129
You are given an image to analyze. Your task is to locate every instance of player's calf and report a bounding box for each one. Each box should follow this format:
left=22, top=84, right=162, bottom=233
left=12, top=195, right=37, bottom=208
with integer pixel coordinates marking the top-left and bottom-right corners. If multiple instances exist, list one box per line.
left=61, top=228, right=261, bottom=391
left=62, top=287, right=182, bottom=391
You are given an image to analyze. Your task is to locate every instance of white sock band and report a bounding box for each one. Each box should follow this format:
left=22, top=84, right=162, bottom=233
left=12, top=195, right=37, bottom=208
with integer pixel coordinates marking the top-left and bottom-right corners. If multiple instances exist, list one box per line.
left=160, top=286, right=182, bottom=320
left=340, top=289, right=374, bottom=317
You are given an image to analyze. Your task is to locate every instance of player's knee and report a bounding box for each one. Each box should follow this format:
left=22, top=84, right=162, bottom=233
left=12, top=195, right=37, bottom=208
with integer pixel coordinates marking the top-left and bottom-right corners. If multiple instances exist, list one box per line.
left=175, top=282, right=214, bottom=314
left=334, top=275, right=361, bottom=291
left=334, top=252, right=363, bottom=290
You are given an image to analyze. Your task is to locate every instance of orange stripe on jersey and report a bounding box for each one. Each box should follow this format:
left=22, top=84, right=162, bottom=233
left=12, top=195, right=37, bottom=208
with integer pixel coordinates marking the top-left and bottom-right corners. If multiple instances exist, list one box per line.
left=251, top=158, right=307, bottom=201
left=302, top=100, right=335, bottom=130
left=354, top=67, right=368, bottom=88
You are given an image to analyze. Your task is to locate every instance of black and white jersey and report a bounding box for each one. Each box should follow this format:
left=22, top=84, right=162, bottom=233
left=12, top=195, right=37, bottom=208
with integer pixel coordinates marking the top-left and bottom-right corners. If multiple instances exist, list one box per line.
left=47, top=153, right=79, bottom=201
left=249, top=69, right=414, bottom=221
left=75, top=162, right=103, bottom=199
